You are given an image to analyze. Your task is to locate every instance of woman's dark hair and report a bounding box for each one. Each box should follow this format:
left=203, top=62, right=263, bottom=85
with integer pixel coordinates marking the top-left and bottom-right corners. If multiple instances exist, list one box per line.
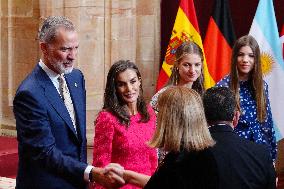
left=103, top=60, right=150, bottom=126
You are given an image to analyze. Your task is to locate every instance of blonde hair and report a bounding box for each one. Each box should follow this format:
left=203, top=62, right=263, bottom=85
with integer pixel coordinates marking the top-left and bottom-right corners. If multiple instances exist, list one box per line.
left=167, top=41, right=205, bottom=95
left=149, top=86, right=215, bottom=152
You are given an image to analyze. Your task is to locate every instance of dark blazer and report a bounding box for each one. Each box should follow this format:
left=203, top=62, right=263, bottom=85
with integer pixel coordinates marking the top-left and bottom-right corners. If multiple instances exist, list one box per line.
left=209, top=124, right=276, bottom=189
left=13, top=64, right=87, bottom=189
left=144, top=149, right=219, bottom=189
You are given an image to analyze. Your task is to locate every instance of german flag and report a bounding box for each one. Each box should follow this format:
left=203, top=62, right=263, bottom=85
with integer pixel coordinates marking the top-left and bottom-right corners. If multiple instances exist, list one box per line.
left=156, top=0, right=214, bottom=91
left=203, top=0, right=236, bottom=83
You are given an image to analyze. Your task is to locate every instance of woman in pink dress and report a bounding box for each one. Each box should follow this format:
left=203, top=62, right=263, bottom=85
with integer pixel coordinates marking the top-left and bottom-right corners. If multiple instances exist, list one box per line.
left=92, top=60, right=157, bottom=189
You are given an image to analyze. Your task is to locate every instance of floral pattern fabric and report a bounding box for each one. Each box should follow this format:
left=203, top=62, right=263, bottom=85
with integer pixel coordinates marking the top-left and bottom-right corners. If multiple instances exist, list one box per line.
left=216, top=75, right=277, bottom=161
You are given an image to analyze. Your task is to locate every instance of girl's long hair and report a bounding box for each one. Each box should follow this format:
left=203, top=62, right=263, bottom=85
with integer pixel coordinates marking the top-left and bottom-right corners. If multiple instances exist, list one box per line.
left=230, top=35, right=266, bottom=122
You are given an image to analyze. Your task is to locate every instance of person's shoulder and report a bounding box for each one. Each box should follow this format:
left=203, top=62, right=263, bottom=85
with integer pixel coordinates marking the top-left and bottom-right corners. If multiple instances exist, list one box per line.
left=247, top=139, right=269, bottom=153
left=150, top=87, right=166, bottom=109
left=97, top=109, right=114, bottom=119
left=263, top=80, right=269, bottom=89
left=96, top=110, right=120, bottom=125
left=65, top=68, right=84, bottom=80
left=71, top=68, right=83, bottom=74
left=159, top=86, right=170, bottom=93
left=69, top=68, right=84, bottom=78
left=145, top=105, right=156, bottom=125
left=147, top=104, right=155, bottom=115
left=245, top=140, right=274, bottom=168
left=16, top=69, right=42, bottom=95
left=94, top=110, right=119, bottom=132
left=150, top=86, right=170, bottom=105
left=153, top=86, right=169, bottom=97
left=176, top=149, right=215, bottom=164
left=263, top=79, right=268, bottom=85
left=211, top=134, right=272, bottom=169
left=215, top=75, right=230, bottom=87
left=65, top=69, right=85, bottom=88
left=237, top=136, right=271, bottom=157
left=13, top=74, right=46, bottom=109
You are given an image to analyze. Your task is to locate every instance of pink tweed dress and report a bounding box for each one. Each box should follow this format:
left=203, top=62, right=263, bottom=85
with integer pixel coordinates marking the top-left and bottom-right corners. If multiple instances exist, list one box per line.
left=92, top=106, right=157, bottom=189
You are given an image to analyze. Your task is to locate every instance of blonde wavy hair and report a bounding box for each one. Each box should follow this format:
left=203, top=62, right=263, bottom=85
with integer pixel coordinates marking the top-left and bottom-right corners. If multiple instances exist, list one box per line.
left=167, top=41, right=205, bottom=95
left=149, top=86, right=215, bottom=152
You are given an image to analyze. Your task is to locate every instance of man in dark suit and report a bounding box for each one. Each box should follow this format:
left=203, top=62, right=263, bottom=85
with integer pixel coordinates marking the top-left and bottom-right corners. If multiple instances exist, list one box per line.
left=203, top=87, right=276, bottom=189
left=13, top=16, right=124, bottom=189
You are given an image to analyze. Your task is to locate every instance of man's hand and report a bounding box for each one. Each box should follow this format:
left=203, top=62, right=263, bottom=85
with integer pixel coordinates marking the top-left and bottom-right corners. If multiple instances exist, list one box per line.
left=91, top=163, right=125, bottom=189
left=104, top=163, right=125, bottom=187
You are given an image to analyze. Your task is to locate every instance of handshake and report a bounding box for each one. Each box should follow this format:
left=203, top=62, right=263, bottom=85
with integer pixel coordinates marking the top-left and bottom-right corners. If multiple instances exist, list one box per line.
left=90, top=163, right=150, bottom=189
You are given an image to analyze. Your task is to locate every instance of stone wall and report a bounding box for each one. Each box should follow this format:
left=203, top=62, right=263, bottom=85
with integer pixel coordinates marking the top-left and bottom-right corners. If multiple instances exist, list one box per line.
left=0, top=0, right=161, bottom=145
left=0, top=0, right=40, bottom=136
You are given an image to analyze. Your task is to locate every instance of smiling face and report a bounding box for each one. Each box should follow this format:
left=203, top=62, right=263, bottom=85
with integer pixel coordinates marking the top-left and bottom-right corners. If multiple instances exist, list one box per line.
left=116, top=69, right=141, bottom=107
left=41, top=27, right=79, bottom=74
left=177, top=53, right=202, bottom=86
left=236, top=45, right=255, bottom=80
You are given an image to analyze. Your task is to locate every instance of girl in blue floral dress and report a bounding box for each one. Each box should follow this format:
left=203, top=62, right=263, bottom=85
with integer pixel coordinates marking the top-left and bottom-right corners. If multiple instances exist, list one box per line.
left=216, top=35, right=277, bottom=162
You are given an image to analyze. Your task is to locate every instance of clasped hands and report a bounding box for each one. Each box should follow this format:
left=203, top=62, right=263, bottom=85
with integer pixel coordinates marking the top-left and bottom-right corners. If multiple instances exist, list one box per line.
left=91, top=163, right=125, bottom=189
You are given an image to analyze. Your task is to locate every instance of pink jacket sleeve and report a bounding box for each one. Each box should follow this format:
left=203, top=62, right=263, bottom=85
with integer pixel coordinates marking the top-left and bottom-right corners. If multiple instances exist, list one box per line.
left=92, top=111, right=114, bottom=189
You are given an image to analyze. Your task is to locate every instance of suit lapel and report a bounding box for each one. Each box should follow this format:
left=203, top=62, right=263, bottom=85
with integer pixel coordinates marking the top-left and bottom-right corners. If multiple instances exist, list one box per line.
left=65, top=74, right=84, bottom=141
left=35, top=65, right=78, bottom=139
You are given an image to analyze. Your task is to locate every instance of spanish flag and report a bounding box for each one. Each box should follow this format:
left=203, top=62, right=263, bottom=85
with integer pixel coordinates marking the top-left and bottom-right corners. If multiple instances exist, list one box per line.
left=203, top=0, right=236, bottom=83
left=156, top=0, right=214, bottom=91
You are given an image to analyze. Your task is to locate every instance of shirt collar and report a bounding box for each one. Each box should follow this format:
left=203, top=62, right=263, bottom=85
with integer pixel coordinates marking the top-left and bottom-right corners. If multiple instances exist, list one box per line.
left=39, top=59, right=60, bottom=81
left=209, top=123, right=234, bottom=133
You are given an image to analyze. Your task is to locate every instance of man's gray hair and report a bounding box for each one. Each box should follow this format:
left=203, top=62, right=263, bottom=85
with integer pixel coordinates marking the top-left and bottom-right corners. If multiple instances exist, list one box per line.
left=38, top=16, right=75, bottom=43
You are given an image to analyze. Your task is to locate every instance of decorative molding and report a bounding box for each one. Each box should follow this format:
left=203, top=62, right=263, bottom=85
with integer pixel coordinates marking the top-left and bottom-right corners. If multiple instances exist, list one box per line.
left=0, top=121, right=17, bottom=137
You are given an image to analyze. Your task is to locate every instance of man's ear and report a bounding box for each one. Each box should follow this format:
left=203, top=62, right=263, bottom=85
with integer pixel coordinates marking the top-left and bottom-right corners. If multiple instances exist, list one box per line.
left=232, top=110, right=240, bottom=128
left=40, top=42, right=48, bottom=55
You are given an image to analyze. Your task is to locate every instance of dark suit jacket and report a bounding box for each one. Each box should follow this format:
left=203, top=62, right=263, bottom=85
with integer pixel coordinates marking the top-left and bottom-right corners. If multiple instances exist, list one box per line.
left=144, top=149, right=219, bottom=189
left=13, top=64, right=87, bottom=189
left=209, top=124, right=276, bottom=189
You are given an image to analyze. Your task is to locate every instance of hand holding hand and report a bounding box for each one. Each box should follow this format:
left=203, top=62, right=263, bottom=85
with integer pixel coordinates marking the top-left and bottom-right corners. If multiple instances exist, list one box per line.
left=91, top=163, right=125, bottom=189
left=104, top=163, right=125, bottom=186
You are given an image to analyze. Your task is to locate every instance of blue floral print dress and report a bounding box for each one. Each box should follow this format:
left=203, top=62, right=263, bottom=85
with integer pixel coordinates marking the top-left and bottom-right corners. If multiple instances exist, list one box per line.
left=216, top=75, right=277, bottom=161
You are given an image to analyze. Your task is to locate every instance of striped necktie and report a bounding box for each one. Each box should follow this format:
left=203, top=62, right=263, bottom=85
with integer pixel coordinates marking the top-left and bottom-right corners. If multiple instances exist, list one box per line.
left=58, top=74, right=77, bottom=134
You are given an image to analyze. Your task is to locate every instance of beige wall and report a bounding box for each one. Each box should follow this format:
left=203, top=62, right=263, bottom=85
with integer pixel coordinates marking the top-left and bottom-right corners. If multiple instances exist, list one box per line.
left=0, top=0, right=40, bottom=136
left=0, top=0, right=161, bottom=145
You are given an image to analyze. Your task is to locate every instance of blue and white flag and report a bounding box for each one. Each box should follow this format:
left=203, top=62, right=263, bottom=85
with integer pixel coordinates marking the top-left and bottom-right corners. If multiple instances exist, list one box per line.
left=281, top=25, right=284, bottom=60
left=249, top=0, right=284, bottom=141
